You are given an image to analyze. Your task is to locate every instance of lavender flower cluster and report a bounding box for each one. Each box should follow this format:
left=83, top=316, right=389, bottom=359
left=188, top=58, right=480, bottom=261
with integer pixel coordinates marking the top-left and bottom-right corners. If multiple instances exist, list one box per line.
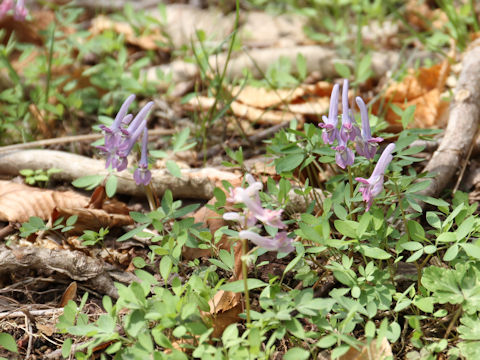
left=320, top=79, right=383, bottom=169
left=320, top=79, right=395, bottom=211
left=0, top=0, right=27, bottom=21
left=223, top=175, right=294, bottom=254
left=98, top=95, right=153, bottom=186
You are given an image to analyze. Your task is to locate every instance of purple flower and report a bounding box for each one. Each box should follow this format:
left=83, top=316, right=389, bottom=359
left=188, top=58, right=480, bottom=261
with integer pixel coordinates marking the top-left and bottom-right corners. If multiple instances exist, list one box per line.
left=133, top=129, right=152, bottom=186
left=339, top=79, right=360, bottom=143
left=223, top=174, right=292, bottom=253
left=239, top=230, right=294, bottom=254
left=97, top=95, right=153, bottom=172
left=354, top=97, right=383, bottom=159
left=117, top=102, right=154, bottom=159
left=13, top=0, right=26, bottom=20
left=355, top=143, right=395, bottom=211
left=0, top=0, right=27, bottom=20
left=332, top=136, right=355, bottom=169
left=0, top=0, right=14, bottom=18
left=319, top=84, right=339, bottom=144
left=228, top=176, right=286, bottom=229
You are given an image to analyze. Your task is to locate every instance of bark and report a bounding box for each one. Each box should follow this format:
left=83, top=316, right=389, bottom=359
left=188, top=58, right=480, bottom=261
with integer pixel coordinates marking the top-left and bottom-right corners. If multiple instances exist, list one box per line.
left=419, top=39, right=480, bottom=198
left=0, top=245, right=138, bottom=299
left=0, top=150, right=239, bottom=199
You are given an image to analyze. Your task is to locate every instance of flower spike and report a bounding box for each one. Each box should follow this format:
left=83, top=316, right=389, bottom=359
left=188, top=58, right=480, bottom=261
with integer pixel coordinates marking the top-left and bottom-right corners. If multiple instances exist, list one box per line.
left=339, top=79, right=360, bottom=142
left=319, top=83, right=340, bottom=144
left=133, top=129, right=152, bottom=186
left=354, top=97, right=383, bottom=159
left=355, top=143, right=395, bottom=211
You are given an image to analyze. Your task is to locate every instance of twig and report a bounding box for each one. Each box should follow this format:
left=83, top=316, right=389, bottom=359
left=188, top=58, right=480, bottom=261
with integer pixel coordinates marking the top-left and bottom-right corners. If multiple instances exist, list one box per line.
left=0, top=128, right=175, bottom=154
left=0, top=308, right=64, bottom=320
left=25, top=314, right=33, bottom=360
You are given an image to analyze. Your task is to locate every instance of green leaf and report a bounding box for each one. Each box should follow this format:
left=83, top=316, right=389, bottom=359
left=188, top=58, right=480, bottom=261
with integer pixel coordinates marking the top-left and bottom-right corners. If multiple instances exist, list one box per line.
left=283, top=347, right=310, bottom=360
left=296, top=54, right=307, bottom=80
left=166, top=160, right=182, bottom=178
left=275, top=153, right=304, bottom=173
left=160, top=256, right=173, bottom=281
left=62, top=337, right=72, bottom=357
left=422, top=264, right=480, bottom=312
left=402, top=241, right=423, bottom=251
left=220, top=279, right=267, bottom=292
left=355, top=53, right=372, bottom=83
left=359, top=245, right=391, bottom=259
left=0, top=333, right=18, bottom=353
left=105, top=175, right=118, bottom=198
left=437, top=232, right=456, bottom=243
left=334, top=220, right=358, bottom=239
left=334, top=62, right=351, bottom=78
left=460, top=243, right=480, bottom=260
left=19, top=169, right=34, bottom=176
left=443, top=244, right=459, bottom=261
left=407, top=220, right=426, bottom=241
left=72, top=175, right=104, bottom=190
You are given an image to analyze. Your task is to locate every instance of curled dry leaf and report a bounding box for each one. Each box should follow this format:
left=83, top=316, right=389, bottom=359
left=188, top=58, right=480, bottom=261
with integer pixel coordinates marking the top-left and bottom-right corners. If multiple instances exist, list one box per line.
left=379, top=60, right=451, bottom=128
left=188, top=96, right=299, bottom=125
left=55, top=207, right=133, bottom=235
left=0, top=181, right=88, bottom=223
left=58, top=281, right=77, bottom=308
left=205, top=289, right=242, bottom=339
left=405, top=0, right=449, bottom=31
left=90, top=15, right=168, bottom=51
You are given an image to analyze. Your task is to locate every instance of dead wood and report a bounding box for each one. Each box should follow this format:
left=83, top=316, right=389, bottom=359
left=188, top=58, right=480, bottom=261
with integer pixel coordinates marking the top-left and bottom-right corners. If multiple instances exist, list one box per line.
left=0, top=128, right=175, bottom=154
left=0, top=245, right=138, bottom=299
left=0, top=150, right=239, bottom=199
left=146, top=47, right=435, bottom=92
left=419, top=39, right=480, bottom=198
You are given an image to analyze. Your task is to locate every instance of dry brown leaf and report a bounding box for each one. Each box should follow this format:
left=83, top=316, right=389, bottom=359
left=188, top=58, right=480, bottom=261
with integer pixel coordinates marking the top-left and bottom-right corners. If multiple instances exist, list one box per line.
left=380, top=60, right=451, bottom=128
left=0, top=181, right=88, bottom=223
left=55, top=207, right=133, bottom=235
left=339, top=337, right=393, bottom=360
left=58, top=282, right=77, bottom=308
left=36, top=322, right=56, bottom=337
left=281, top=98, right=330, bottom=116
left=384, top=61, right=449, bottom=102
left=188, top=96, right=299, bottom=125
left=231, top=85, right=306, bottom=108
left=90, top=15, right=168, bottom=51
left=405, top=0, right=448, bottom=31
left=205, top=289, right=242, bottom=339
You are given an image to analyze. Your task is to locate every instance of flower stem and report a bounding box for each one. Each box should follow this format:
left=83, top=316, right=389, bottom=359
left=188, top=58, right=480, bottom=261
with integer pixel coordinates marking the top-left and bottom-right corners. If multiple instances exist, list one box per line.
left=347, top=166, right=356, bottom=221
left=241, top=238, right=251, bottom=325
left=393, top=179, right=410, bottom=242
left=145, top=183, right=158, bottom=211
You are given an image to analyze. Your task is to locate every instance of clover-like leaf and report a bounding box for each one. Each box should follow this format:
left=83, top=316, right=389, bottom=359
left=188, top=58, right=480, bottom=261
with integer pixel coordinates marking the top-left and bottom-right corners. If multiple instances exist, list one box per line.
left=422, top=264, right=480, bottom=314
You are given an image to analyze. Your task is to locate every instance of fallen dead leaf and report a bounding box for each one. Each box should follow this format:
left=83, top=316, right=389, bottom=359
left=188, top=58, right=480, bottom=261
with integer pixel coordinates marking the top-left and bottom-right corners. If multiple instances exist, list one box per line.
left=339, top=337, right=393, bottom=360
left=231, top=85, right=306, bottom=108
left=58, top=282, right=77, bottom=308
left=55, top=207, right=133, bottom=235
left=0, top=181, right=88, bottom=223
left=405, top=0, right=448, bottom=31
left=188, top=96, right=299, bottom=125
left=205, top=289, right=242, bottom=339
left=378, top=60, right=451, bottom=128
left=90, top=15, right=168, bottom=51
